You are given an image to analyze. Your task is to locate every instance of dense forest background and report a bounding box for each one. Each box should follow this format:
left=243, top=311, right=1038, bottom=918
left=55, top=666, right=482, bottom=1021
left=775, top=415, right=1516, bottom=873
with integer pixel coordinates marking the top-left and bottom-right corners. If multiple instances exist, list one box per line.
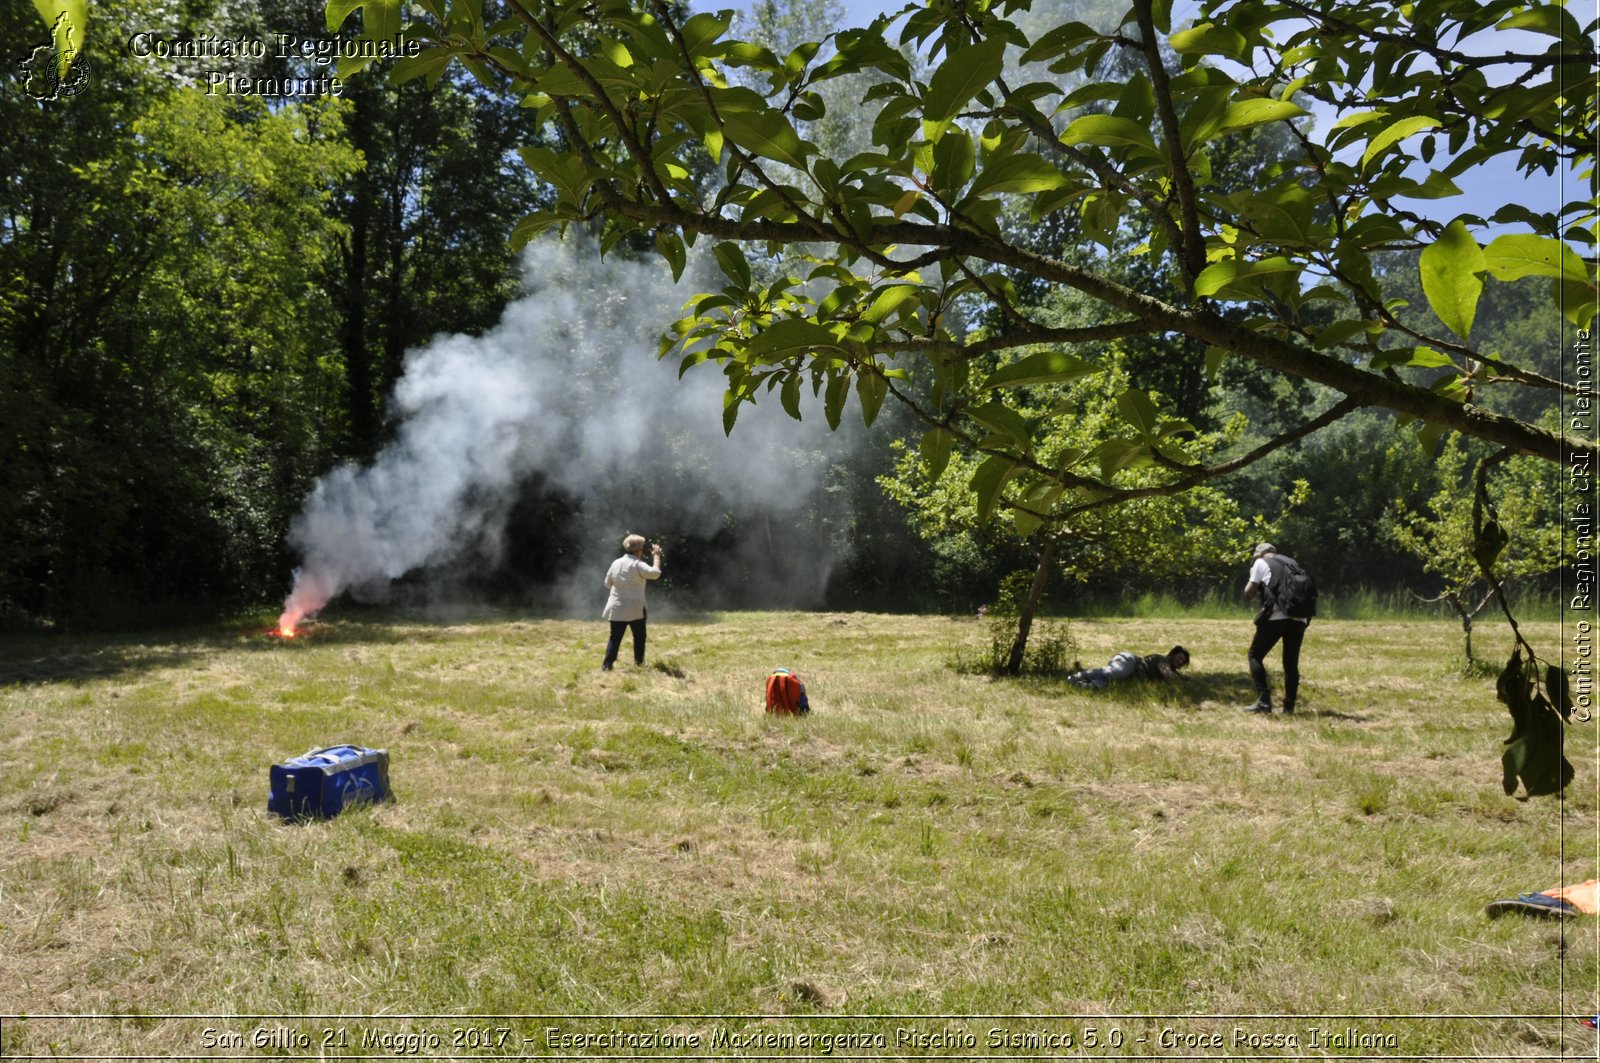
left=1, top=0, right=1568, bottom=630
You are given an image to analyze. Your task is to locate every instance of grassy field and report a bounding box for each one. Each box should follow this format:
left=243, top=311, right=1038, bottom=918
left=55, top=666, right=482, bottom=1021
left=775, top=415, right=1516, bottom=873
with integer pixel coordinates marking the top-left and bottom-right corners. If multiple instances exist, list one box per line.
left=0, top=609, right=1596, bottom=1059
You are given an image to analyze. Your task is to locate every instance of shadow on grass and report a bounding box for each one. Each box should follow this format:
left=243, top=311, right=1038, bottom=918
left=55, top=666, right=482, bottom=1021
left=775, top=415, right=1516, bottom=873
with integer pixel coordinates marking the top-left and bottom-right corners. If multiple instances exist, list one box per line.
left=0, top=602, right=739, bottom=686
left=0, top=613, right=419, bottom=686
left=962, top=670, right=1235, bottom=705
left=1106, top=673, right=1255, bottom=709
left=950, top=665, right=1378, bottom=723
left=0, top=634, right=216, bottom=685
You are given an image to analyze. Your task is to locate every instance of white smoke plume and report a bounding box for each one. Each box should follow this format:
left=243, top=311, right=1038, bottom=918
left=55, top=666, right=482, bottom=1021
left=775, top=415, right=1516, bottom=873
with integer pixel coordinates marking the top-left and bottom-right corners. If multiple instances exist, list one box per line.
left=278, top=236, right=856, bottom=631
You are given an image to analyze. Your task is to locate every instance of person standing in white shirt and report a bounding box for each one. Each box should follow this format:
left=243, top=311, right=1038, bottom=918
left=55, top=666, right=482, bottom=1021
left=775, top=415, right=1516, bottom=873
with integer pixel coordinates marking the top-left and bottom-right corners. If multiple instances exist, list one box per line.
left=601, top=534, right=663, bottom=670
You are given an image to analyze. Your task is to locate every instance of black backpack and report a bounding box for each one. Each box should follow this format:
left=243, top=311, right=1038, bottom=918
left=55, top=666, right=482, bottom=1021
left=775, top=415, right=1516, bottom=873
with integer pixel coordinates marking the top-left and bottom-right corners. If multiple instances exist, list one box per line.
left=1263, top=555, right=1318, bottom=619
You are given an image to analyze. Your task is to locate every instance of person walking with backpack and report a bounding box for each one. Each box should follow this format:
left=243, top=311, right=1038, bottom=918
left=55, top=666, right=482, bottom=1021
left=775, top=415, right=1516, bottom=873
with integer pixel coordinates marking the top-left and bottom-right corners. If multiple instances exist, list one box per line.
left=1243, top=543, right=1316, bottom=714
left=601, top=534, right=663, bottom=670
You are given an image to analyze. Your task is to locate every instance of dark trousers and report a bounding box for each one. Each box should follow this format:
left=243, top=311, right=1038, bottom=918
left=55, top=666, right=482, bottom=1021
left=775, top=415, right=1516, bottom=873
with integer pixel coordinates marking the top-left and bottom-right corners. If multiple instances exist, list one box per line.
left=1249, top=618, right=1307, bottom=708
left=603, top=612, right=646, bottom=668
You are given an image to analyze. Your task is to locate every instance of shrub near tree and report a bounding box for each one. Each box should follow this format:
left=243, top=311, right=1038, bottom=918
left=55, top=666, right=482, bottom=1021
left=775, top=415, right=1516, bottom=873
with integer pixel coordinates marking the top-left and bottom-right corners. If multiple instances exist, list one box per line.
left=1390, top=437, right=1565, bottom=669
left=880, top=348, right=1295, bottom=671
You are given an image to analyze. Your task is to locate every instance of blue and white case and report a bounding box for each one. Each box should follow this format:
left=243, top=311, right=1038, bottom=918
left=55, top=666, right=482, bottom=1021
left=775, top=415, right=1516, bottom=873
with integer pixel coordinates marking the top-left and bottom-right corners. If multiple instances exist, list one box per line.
left=268, top=745, right=391, bottom=820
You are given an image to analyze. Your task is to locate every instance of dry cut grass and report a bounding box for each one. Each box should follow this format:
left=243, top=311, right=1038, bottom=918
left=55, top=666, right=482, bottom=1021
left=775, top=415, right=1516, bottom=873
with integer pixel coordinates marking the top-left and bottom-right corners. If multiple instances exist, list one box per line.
left=0, top=609, right=1595, bottom=1058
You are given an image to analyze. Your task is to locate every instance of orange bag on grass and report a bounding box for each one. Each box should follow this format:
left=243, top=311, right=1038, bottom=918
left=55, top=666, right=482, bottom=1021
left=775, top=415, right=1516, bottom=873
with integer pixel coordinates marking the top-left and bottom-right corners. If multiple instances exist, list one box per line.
left=765, top=668, right=810, bottom=716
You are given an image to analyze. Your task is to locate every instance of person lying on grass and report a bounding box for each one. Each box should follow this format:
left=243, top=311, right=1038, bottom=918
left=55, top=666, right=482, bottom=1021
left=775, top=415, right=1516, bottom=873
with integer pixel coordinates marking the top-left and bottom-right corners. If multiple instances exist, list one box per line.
left=1066, top=646, right=1190, bottom=690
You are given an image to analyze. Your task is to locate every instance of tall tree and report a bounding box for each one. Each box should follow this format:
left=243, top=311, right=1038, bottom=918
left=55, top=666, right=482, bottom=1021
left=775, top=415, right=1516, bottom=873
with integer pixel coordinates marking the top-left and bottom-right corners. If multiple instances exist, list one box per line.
left=0, top=0, right=360, bottom=624
left=244, top=0, right=552, bottom=457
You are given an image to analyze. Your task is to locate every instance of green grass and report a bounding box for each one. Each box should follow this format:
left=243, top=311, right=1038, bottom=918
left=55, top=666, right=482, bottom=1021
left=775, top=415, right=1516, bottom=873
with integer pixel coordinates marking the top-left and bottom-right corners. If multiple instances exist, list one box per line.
left=0, top=610, right=1594, bottom=1057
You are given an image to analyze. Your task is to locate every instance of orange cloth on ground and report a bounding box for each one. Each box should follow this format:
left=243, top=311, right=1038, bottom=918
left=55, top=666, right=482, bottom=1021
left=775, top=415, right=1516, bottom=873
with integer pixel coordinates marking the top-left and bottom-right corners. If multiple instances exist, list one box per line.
left=1542, top=880, right=1600, bottom=915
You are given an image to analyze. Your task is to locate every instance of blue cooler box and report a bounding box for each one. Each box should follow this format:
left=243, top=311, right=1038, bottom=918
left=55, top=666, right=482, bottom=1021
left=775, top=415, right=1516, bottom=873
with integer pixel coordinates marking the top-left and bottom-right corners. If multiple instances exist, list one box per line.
left=268, top=745, right=391, bottom=820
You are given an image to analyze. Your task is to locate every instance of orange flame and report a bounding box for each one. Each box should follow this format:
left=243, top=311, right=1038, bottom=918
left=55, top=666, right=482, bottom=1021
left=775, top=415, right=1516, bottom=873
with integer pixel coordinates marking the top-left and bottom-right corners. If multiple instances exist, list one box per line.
left=278, top=625, right=296, bottom=638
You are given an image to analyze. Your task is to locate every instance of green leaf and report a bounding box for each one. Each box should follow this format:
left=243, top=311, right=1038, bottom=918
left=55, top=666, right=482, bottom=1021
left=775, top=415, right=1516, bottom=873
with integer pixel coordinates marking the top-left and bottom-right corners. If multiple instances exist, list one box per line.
left=702, top=128, right=724, bottom=163
left=931, top=130, right=975, bottom=199
left=1419, top=219, right=1486, bottom=341
left=1415, top=419, right=1448, bottom=455
left=720, top=110, right=811, bottom=170
left=970, top=455, right=1017, bottom=522
left=1116, top=388, right=1159, bottom=437
left=793, top=91, right=826, bottom=123
left=1012, top=506, right=1044, bottom=537
left=534, top=62, right=593, bottom=97
left=856, top=368, right=888, bottom=427
left=1497, top=5, right=1582, bottom=41
left=678, top=349, right=713, bottom=378
left=1405, top=169, right=1464, bottom=200
left=1018, top=20, right=1100, bottom=67
left=1360, top=115, right=1440, bottom=170
left=923, top=36, right=1007, bottom=125
left=1167, top=22, right=1247, bottom=59
left=1203, top=345, right=1228, bottom=382
left=388, top=46, right=454, bottom=84
left=509, top=210, right=559, bottom=250
left=823, top=370, right=849, bottom=430
left=982, top=350, right=1098, bottom=388
left=780, top=373, right=802, bottom=421
left=1194, top=256, right=1301, bottom=298
left=692, top=293, right=736, bottom=316
left=747, top=318, right=842, bottom=358
left=518, top=146, right=593, bottom=205
left=722, top=391, right=742, bottom=435
left=1331, top=109, right=1386, bottom=133
left=1311, top=319, right=1371, bottom=351
left=679, top=10, right=733, bottom=55
left=1060, top=114, right=1157, bottom=152
left=1093, top=438, right=1152, bottom=478
left=366, top=0, right=401, bottom=37
left=1483, top=234, right=1590, bottom=283
left=965, top=153, right=1068, bottom=200
left=1557, top=277, right=1600, bottom=328
left=1474, top=516, right=1509, bottom=573
left=1370, top=346, right=1455, bottom=370
left=965, top=401, right=1031, bottom=450
left=326, top=0, right=362, bottom=30
left=602, top=39, right=634, bottom=68
left=713, top=242, right=752, bottom=291
left=654, top=231, right=686, bottom=282
left=861, top=285, right=921, bottom=325
left=1215, top=98, right=1307, bottom=133
left=1499, top=649, right=1573, bottom=798
left=921, top=427, right=954, bottom=480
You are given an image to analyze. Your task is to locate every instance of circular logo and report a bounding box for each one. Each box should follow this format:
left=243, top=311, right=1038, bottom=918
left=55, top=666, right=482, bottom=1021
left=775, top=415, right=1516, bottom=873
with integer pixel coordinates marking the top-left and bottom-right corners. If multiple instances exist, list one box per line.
left=23, top=44, right=90, bottom=100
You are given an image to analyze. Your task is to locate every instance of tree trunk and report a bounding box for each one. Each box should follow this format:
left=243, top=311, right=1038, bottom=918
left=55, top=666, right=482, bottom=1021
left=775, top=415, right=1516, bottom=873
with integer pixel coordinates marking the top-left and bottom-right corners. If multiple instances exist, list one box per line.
left=340, top=221, right=374, bottom=455
left=1006, top=538, right=1058, bottom=675
left=1461, top=584, right=1501, bottom=667
left=1441, top=595, right=1476, bottom=665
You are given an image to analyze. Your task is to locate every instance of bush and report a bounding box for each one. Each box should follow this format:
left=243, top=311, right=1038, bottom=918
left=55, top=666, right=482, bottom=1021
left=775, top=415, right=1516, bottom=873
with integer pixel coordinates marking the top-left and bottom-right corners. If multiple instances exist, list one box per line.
left=951, top=571, right=1078, bottom=677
